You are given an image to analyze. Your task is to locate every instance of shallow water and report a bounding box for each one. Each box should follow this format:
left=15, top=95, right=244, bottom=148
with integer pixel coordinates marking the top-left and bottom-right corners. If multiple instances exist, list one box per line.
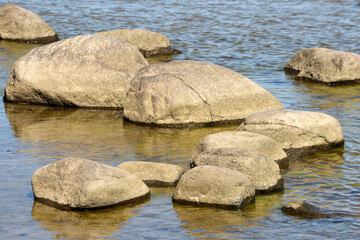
left=0, top=0, right=359, bottom=239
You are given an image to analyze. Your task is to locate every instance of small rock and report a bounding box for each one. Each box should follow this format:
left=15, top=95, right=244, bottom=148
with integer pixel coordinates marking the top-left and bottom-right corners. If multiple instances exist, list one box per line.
left=124, top=60, right=284, bottom=127
left=0, top=4, right=58, bottom=43
left=117, top=161, right=185, bottom=187
left=172, top=166, right=255, bottom=209
left=237, top=110, right=345, bottom=158
left=281, top=201, right=332, bottom=218
left=31, top=157, right=150, bottom=210
left=95, top=29, right=181, bottom=57
left=4, top=34, right=148, bottom=108
left=285, top=48, right=360, bottom=84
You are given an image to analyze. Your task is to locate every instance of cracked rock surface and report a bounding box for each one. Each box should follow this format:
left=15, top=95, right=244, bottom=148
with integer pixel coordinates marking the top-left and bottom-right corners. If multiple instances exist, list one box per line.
left=172, top=166, right=255, bottom=209
left=95, top=29, right=175, bottom=57
left=31, top=157, right=150, bottom=210
left=117, top=161, right=185, bottom=187
left=0, top=4, right=58, bottom=43
left=124, top=60, right=284, bottom=126
left=285, top=48, right=360, bottom=83
left=3, top=34, right=148, bottom=108
left=237, top=110, right=344, bottom=158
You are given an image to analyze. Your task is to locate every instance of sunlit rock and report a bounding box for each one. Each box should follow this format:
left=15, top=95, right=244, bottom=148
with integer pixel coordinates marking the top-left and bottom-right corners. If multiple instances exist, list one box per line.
left=285, top=48, right=360, bottom=84
left=173, top=166, right=255, bottom=209
left=190, top=131, right=289, bottom=169
left=0, top=4, right=58, bottom=43
left=117, top=161, right=185, bottom=187
left=31, top=157, right=150, bottom=210
left=124, top=60, right=284, bottom=127
left=237, top=110, right=345, bottom=158
left=95, top=29, right=181, bottom=57
left=4, top=34, right=148, bottom=108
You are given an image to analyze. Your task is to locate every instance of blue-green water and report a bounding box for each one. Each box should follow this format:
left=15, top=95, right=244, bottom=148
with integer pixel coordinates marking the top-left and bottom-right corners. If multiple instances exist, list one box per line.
left=0, top=0, right=359, bottom=239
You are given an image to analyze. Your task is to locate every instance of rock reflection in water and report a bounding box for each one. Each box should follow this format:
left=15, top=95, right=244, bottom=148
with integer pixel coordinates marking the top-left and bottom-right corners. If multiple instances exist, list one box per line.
left=4, top=102, right=237, bottom=167
left=32, top=200, right=148, bottom=240
left=173, top=193, right=283, bottom=239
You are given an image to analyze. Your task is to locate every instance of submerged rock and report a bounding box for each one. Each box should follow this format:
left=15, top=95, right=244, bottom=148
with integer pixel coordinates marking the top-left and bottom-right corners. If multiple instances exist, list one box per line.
left=285, top=48, right=360, bottom=84
left=117, top=161, right=185, bottom=187
left=172, top=166, right=255, bottom=209
left=237, top=110, right=345, bottom=158
left=4, top=34, right=148, bottom=108
left=190, top=131, right=289, bottom=169
left=96, top=29, right=181, bottom=57
left=0, top=4, right=58, bottom=43
left=124, top=60, right=284, bottom=127
left=282, top=201, right=332, bottom=218
left=31, top=157, right=150, bottom=210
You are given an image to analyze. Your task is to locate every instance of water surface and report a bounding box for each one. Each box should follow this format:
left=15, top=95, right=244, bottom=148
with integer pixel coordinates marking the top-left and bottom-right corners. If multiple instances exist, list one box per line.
left=0, top=0, right=359, bottom=239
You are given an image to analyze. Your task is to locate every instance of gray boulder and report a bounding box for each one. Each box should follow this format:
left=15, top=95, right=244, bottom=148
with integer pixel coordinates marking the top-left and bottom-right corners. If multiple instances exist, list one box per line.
left=31, top=157, right=150, bottom=210
left=172, top=166, right=255, bottom=209
left=285, top=48, right=360, bottom=84
left=117, top=161, right=185, bottom=187
left=191, top=131, right=288, bottom=169
left=0, top=4, right=58, bottom=43
left=237, top=110, right=345, bottom=158
left=96, top=29, right=180, bottom=57
left=3, top=34, right=148, bottom=108
left=124, top=60, right=284, bottom=127
left=190, top=132, right=284, bottom=192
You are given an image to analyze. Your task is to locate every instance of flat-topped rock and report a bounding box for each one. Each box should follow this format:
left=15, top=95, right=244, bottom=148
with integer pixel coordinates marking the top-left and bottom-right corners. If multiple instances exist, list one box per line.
left=190, top=133, right=284, bottom=192
left=124, top=60, right=284, bottom=127
left=4, top=34, right=148, bottom=108
left=31, top=158, right=150, bottom=210
left=285, top=48, right=360, bottom=84
left=237, top=110, right=344, bottom=158
left=191, top=131, right=288, bottom=169
left=117, top=161, right=185, bottom=187
left=172, top=166, right=255, bottom=209
left=0, top=4, right=58, bottom=43
left=96, top=29, right=180, bottom=57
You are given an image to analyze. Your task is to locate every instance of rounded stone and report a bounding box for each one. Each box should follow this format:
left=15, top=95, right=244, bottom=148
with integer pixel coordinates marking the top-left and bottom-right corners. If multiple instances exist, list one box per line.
left=4, top=34, right=148, bottom=108
left=237, top=109, right=345, bottom=158
left=0, top=4, right=58, bottom=43
left=31, top=157, right=150, bottom=210
left=117, top=161, right=185, bottom=187
left=285, top=48, right=360, bottom=84
left=281, top=201, right=332, bottom=218
left=95, top=29, right=177, bottom=57
left=190, top=131, right=288, bottom=169
left=172, top=166, right=255, bottom=209
left=124, top=60, right=284, bottom=127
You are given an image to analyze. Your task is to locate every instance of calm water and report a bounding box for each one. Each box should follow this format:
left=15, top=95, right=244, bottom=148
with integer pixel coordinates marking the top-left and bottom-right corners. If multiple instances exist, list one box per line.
left=0, top=0, right=359, bottom=239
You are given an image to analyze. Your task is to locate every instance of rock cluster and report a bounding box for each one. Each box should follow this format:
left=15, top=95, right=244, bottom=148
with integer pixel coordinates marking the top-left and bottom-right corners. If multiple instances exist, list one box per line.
left=0, top=4, right=58, bottom=43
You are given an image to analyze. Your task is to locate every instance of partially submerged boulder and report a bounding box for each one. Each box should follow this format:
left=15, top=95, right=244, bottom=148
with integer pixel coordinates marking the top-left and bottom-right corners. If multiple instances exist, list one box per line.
left=282, top=201, right=332, bottom=218
left=96, top=29, right=180, bottom=57
left=237, top=110, right=344, bottom=158
left=117, top=161, right=185, bottom=187
left=31, top=157, right=150, bottom=210
left=124, top=60, right=284, bottom=127
left=190, top=133, right=284, bottom=192
left=172, top=166, right=255, bottom=209
left=3, top=34, right=148, bottom=108
left=0, top=4, right=58, bottom=43
left=190, top=131, right=289, bottom=169
left=285, top=48, right=360, bottom=84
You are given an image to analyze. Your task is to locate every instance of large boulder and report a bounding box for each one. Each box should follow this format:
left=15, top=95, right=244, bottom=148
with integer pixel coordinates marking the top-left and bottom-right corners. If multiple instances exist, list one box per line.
left=237, top=110, right=345, bottom=158
left=95, top=29, right=180, bottom=57
left=190, top=131, right=289, bottom=169
left=285, top=48, right=360, bottom=84
left=124, top=60, right=284, bottom=127
left=0, top=4, right=58, bottom=43
left=3, top=34, right=148, bottom=108
left=190, top=133, right=284, bottom=192
left=172, top=166, right=255, bottom=209
left=117, top=161, right=185, bottom=187
left=31, top=157, right=150, bottom=210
